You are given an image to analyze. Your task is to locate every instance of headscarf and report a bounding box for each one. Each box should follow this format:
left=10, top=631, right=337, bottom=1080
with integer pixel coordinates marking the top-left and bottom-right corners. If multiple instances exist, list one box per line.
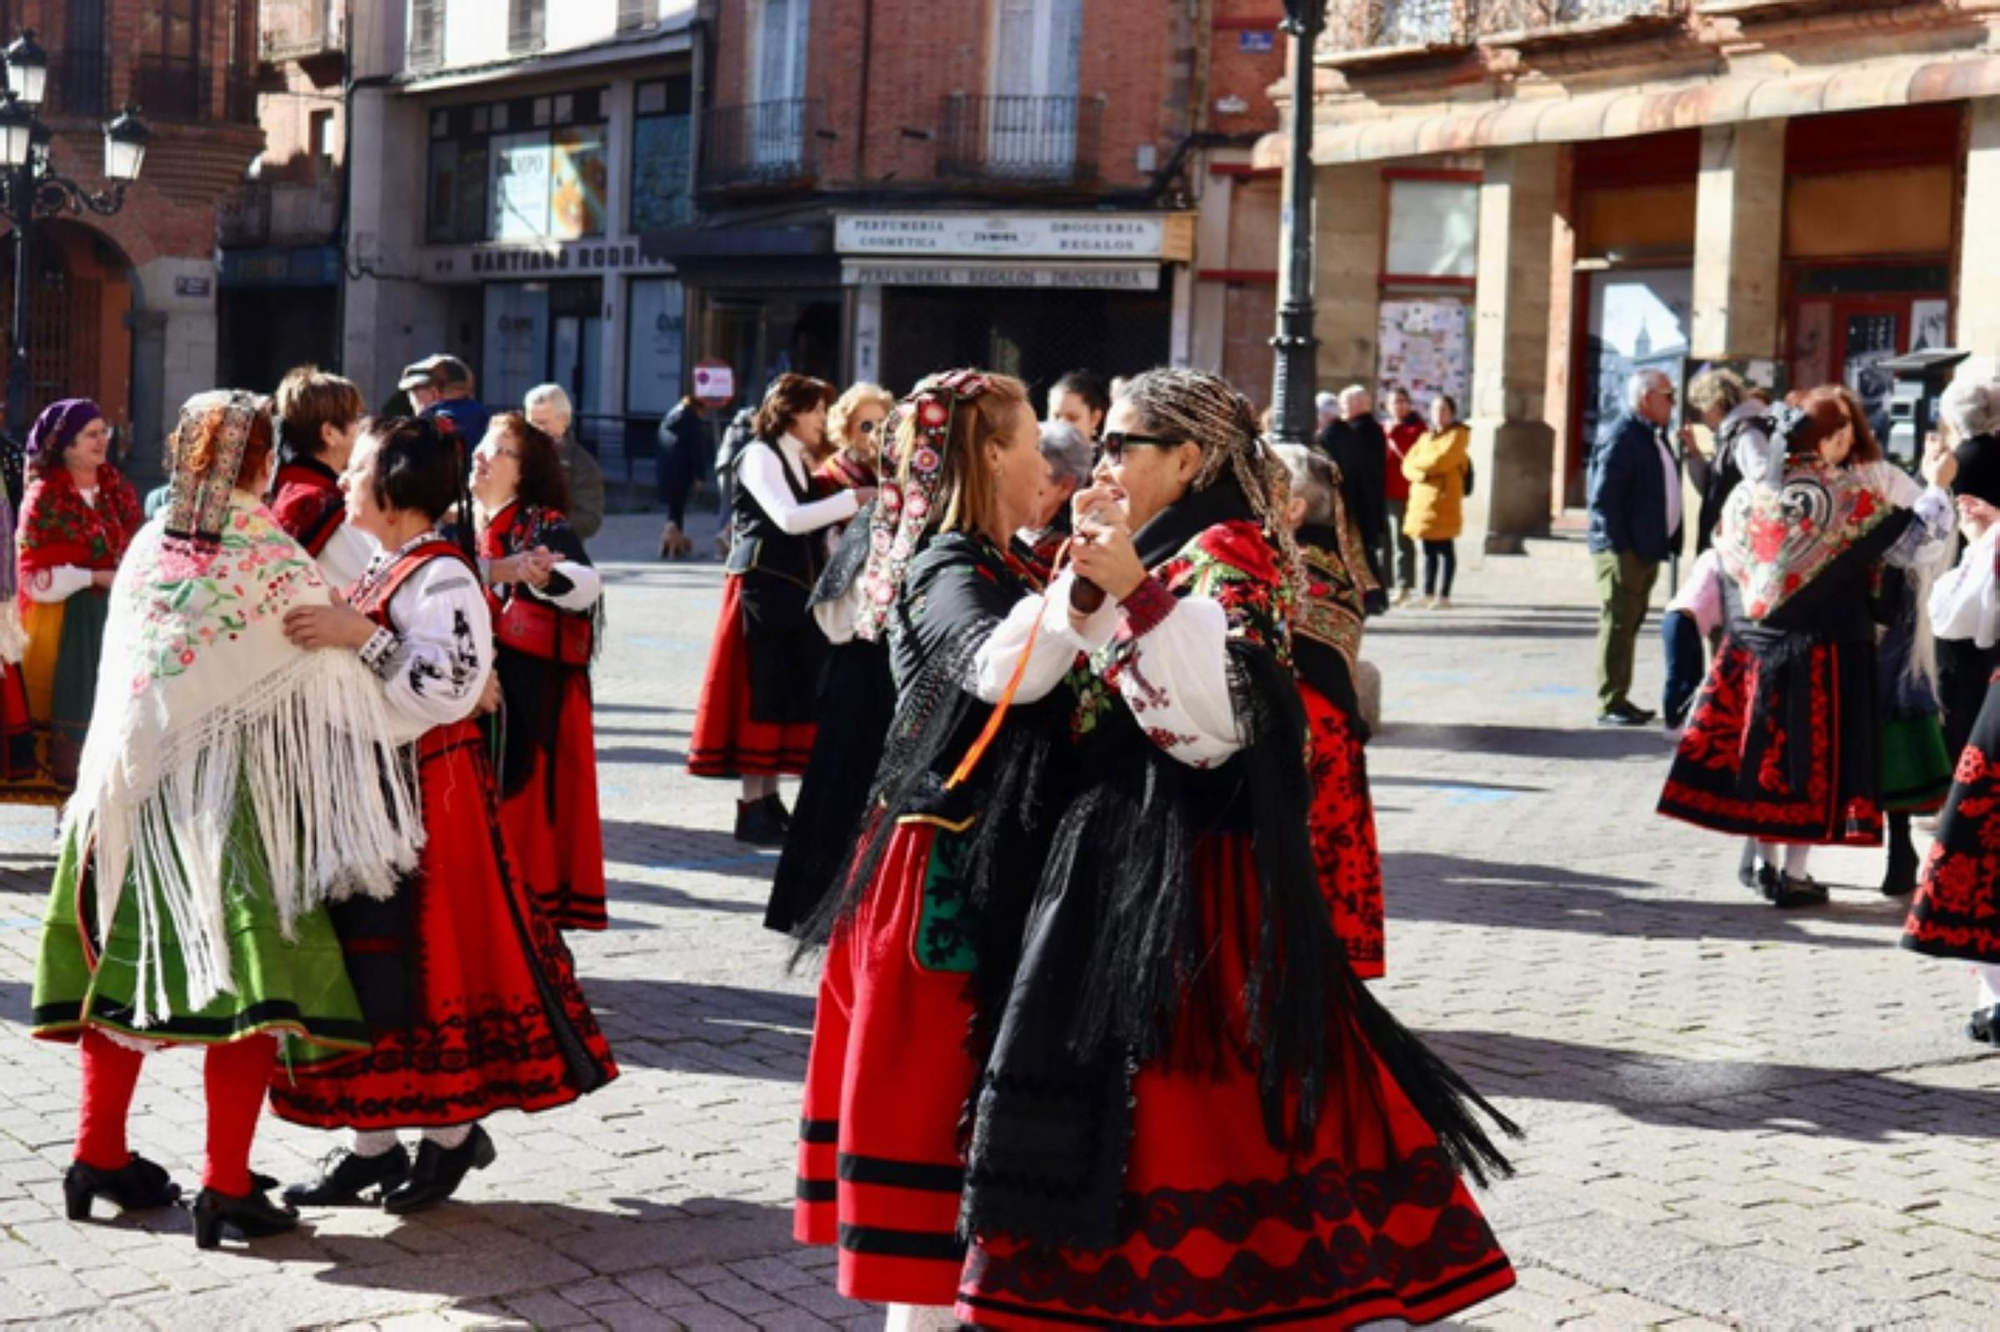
left=63, top=389, right=424, bottom=1027
left=854, top=371, right=990, bottom=642
left=25, top=398, right=102, bottom=465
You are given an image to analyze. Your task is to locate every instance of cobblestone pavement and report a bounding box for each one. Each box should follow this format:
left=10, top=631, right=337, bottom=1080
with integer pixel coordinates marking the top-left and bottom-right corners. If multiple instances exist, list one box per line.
left=0, top=515, right=1995, bottom=1330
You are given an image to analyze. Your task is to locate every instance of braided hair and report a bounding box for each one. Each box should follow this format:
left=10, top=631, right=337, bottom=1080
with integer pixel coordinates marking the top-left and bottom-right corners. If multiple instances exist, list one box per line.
left=1115, top=368, right=1300, bottom=585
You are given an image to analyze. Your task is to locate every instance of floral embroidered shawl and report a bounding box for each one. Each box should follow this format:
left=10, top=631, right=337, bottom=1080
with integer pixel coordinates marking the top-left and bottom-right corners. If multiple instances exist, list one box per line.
left=1715, top=455, right=1899, bottom=621
left=16, top=463, right=142, bottom=608
left=64, top=492, right=424, bottom=1026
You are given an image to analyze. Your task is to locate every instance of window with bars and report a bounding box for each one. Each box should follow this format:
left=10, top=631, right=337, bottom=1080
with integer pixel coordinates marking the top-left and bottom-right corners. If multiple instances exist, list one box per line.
left=617, top=0, right=652, bottom=30
left=1374, top=0, right=1458, bottom=47
left=409, top=0, right=444, bottom=67
left=509, top=0, right=546, bottom=53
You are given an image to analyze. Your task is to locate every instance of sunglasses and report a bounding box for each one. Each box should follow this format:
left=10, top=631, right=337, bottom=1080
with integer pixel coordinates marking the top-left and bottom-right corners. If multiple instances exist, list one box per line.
left=1099, top=431, right=1182, bottom=462
left=858, top=419, right=877, bottom=435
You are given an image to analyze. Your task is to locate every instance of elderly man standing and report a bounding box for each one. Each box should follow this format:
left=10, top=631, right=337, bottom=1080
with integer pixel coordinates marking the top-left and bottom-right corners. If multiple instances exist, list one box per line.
left=1315, top=384, right=1389, bottom=596
left=1588, top=369, right=1682, bottom=726
left=1014, top=419, right=1094, bottom=579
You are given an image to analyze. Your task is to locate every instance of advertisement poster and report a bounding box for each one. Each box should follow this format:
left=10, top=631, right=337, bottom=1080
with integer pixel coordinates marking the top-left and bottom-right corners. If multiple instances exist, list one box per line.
left=1375, top=298, right=1470, bottom=407
left=489, top=131, right=552, bottom=241
left=1843, top=312, right=1900, bottom=443
left=551, top=127, right=608, bottom=240
left=1911, top=299, right=1950, bottom=352
left=631, top=115, right=694, bottom=232
left=1581, top=268, right=1691, bottom=449
left=626, top=278, right=687, bottom=418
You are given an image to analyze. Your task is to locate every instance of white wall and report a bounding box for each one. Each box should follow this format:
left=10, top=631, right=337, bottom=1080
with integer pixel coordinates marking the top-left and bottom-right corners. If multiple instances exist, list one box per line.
left=343, top=83, right=455, bottom=398
left=429, top=0, right=698, bottom=71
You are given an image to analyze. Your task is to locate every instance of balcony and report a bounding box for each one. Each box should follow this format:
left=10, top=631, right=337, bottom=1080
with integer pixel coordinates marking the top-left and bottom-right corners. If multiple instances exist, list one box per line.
left=1476, top=0, right=1684, bottom=40
left=220, top=178, right=343, bottom=249
left=1323, top=0, right=1470, bottom=54
left=699, top=99, right=822, bottom=192
left=261, top=0, right=343, bottom=62
left=218, top=181, right=271, bottom=247
left=1321, top=0, right=1686, bottom=57
left=938, top=94, right=1104, bottom=186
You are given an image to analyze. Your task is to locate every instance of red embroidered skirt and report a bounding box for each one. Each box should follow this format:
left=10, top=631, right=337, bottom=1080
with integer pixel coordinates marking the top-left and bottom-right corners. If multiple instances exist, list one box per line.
left=1907, top=669, right=2000, bottom=963
left=1658, top=636, right=1884, bottom=846
left=0, top=664, right=37, bottom=785
left=1303, top=682, right=1385, bottom=980
left=955, top=835, right=1515, bottom=1330
left=268, top=720, right=618, bottom=1129
left=796, top=819, right=977, bottom=1305
left=502, top=672, right=607, bottom=931
left=689, top=577, right=816, bottom=779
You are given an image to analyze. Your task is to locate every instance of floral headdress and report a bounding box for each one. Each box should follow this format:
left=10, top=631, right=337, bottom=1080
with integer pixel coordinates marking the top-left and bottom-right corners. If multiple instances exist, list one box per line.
left=164, top=390, right=265, bottom=545
left=854, top=369, right=992, bottom=641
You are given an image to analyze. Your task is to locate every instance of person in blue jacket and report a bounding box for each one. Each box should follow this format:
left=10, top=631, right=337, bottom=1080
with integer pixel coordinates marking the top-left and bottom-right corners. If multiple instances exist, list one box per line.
left=1588, top=368, right=1682, bottom=726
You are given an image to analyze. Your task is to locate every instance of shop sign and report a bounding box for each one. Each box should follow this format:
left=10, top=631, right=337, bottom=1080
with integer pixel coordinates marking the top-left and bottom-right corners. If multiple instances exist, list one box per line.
left=835, top=213, right=1193, bottom=262
left=842, top=260, right=1159, bottom=291
left=425, top=240, right=675, bottom=281
left=693, top=359, right=734, bottom=404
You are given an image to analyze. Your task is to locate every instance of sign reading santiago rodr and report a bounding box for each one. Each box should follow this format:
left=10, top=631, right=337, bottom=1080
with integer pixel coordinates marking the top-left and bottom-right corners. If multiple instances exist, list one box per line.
left=835, top=213, right=1195, bottom=262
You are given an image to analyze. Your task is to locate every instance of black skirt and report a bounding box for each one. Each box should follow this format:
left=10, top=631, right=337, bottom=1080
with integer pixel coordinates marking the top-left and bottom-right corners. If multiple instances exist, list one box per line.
left=765, top=638, right=897, bottom=934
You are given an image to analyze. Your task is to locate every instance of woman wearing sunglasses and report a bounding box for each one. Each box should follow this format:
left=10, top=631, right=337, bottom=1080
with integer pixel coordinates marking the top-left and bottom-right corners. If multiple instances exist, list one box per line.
left=818, top=383, right=892, bottom=495
left=950, top=368, right=1517, bottom=1329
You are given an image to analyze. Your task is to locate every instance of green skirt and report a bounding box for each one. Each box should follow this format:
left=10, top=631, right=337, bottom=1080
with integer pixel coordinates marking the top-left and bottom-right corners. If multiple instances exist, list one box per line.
left=31, top=796, right=370, bottom=1064
left=1881, top=714, right=1953, bottom=815
left=48, top=589, right=108, bottom=789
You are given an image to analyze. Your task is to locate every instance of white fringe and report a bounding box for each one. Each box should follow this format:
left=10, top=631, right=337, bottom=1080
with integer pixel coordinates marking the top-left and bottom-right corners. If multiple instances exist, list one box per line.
left=63, top=649, right=425, bottom=1028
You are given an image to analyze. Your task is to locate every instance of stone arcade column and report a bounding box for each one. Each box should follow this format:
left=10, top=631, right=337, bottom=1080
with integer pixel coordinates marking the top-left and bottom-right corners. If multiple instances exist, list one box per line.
left=1467, top=145, right=1559, bottom=557
left=1959, top=99, right=2000, bottom=377
left=1311, top=163, right=1384, bottom=392
left=1690, top=120, right=1785, bottom=364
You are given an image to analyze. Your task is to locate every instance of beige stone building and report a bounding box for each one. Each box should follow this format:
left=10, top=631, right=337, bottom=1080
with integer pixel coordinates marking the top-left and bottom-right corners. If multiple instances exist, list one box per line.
left=1277, top=0, right=2000, bottom=555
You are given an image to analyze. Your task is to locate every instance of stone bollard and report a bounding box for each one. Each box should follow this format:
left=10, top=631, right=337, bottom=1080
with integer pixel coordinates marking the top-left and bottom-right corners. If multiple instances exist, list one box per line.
left=1356, top=658, right=1382, bottom=734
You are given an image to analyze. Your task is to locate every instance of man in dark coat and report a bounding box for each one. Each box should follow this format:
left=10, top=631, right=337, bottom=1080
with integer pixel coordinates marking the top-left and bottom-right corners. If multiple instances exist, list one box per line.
left=1315, top=385, right=1389, bottom=603
left=656, top=394, right=716, bottom=559
left=1588, top=369, right=1683, bottom=726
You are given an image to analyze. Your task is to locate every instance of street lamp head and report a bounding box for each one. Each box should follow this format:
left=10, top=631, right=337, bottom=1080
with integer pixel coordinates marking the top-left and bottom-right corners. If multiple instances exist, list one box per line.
left=0, top=94, right=32, bottom=170
left=1279, top=0, right=1327, bottom=35
left=4, top=32, right=47, bottom=111
left=103, top=106, right=148, bottom=183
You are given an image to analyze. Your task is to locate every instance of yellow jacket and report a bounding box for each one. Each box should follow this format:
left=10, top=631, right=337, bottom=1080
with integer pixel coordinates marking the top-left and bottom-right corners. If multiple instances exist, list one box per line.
left=1402, top=424, right=1472, bottom=541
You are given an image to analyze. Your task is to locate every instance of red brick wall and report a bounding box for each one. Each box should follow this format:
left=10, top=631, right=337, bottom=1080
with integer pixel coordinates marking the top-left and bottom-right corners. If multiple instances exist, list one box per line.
left=1207, top=1, right=1284, bottom=137
left=713, top=0, right=1204, bottom=191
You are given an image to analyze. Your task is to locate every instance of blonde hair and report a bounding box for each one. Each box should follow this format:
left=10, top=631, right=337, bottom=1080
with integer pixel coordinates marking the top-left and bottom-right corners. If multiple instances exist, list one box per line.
left=1687, top=368, right=1747, bottom=418
left=891, top=373, right=1031, bottom=538
left=828, top=381, right=895, bottom=459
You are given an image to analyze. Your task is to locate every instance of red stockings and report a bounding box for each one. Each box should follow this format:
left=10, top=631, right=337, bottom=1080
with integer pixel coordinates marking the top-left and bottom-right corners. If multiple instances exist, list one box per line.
left=72, top=1030, right=278, bottom=1196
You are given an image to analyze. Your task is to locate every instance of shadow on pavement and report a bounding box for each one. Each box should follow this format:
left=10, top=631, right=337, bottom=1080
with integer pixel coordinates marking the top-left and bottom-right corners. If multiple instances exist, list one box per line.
left=1383, top=851, right=1896, bottom=952
left=601, top=822, right=780, bottom=883
left=592, top=702, right=689, bottom=717
left=594, top=742, right=689, bottom=767
left=1428, top=1028, right=2000, bottom=1141
left=585, top=977, right=811, bottom=1080
left=1371, top=621, right=1599, bottom=640
left=605, top=876, right=763, bottom=917
left=1373, top=722, right=1673, bottom=761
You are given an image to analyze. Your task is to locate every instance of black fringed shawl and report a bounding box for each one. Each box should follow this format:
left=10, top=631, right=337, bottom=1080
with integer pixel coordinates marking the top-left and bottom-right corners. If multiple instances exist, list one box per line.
left=960, top=474, right=1517, bottom=1250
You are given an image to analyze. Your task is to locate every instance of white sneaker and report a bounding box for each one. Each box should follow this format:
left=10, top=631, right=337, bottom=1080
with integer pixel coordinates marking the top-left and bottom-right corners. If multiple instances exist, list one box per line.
left=1392, top=588, right=1412, bottom=607
left=1434, top=596, right=1452, bottom=610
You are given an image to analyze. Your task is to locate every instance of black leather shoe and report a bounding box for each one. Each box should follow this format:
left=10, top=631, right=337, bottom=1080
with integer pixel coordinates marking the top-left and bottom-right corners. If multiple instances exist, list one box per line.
left=282, top=1145, right=411, bottom=1208
left=762, top=792, right=792, bottom=831
left=1597, top=702, right=1656, bottom=727
left=381, top=1126, right=496, bottom=1216
left=734, top=798, right=785, bottom=846
left=1969, top=1005, right=2000, bottom=1044
left=1767, top=872, right=1829, bottom=909
left=193, top=1185, right=299, bottom=1249
left=63, top=1154, right=181, bottom=1221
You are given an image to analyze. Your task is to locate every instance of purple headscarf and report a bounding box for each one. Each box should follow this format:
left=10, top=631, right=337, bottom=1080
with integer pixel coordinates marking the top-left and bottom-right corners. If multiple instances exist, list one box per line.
left=25, top=398, right=103, bottom=464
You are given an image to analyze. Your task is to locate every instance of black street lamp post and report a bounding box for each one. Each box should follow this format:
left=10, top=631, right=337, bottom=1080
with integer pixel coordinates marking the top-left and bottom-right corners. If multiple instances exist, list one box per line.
left=1268, top=0, right=1325, bottom=449
left=0, top=31, right=148, bottom=440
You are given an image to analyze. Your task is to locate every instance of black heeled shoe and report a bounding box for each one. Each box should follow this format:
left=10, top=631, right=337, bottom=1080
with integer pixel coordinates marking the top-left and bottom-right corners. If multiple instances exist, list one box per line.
left=282, top=1145, right=411, bottom=1207
left=382, top=1126, right=496, bottom=1215
left=1881, top=834, right=1919, bottom=898
left=1970, top=1005, right=2000, bottom=1045
left=192, top=1185, right=299, bottom=1250
left=64, top=1154, right=182, bottom=1221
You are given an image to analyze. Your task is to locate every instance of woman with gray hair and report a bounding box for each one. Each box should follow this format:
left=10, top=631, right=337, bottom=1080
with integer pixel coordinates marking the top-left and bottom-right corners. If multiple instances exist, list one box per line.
left=523, top=383, right=606, bottom=539
left=1012, top=418, right=1093, bottom=577
left=1683, top=368, right=1773, bottom=554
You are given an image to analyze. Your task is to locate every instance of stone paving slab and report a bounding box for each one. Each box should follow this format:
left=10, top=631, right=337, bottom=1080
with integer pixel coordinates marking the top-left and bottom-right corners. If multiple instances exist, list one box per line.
left=0, top=514, right=1992, bottom=1329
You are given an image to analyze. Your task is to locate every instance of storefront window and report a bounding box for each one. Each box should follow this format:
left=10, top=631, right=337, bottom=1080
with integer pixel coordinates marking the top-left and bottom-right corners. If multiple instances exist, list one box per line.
left=1580, top=268, right=1691, bottom=451
left=1384, top=177, right=1478, bottom=280
left=627, top=278, right=686, bottom=418
left=631, top=78, right=693, bottom=233
left=427, top=89, right=607, bottom=244
left=484, top=283, right=551, bottom=410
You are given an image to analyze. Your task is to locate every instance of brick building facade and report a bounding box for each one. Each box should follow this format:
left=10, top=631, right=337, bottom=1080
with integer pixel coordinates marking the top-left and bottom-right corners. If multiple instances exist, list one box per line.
left=1282, top=0, right=2000, bottom=558
left=0, top=0, right=261, bottom=473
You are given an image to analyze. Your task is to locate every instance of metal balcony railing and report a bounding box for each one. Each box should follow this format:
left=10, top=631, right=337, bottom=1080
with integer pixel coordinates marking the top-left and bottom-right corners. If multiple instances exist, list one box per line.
left=260, top=0, right=342, bottom=61
left=938, top=94, right=1104, bottom=185
left=1478, top=0, right=1682, bottom=34
left=218, top=181, right=271, bottom=247
left=133, top=56, right=207, bottom=121
left=699, top=98, right=821, bottom=191
left=1322, top=0, right=1685, bottom=52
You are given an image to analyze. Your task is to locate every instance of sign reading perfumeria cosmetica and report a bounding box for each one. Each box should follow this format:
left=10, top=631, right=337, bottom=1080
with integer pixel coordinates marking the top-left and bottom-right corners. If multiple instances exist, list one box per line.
left=835, top=213, right=1195, bottom=262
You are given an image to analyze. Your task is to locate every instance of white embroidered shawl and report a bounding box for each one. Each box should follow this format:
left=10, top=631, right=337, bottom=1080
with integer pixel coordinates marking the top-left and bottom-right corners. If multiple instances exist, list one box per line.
left=63, top=493, right=425, bottom=1025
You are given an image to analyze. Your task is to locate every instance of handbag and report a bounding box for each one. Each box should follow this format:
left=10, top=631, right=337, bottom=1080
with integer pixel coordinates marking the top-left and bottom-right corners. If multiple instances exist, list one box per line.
left=1463, top=457, right=1477, bottom=498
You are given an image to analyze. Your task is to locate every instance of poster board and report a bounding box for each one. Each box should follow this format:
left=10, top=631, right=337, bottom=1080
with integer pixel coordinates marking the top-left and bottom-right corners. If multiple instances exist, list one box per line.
left=1375, top=298, right=1471, bottom=407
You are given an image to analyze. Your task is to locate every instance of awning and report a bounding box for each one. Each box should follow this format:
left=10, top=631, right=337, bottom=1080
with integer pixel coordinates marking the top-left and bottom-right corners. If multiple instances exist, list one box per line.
left=1260, top=49, right=2000, bottom=168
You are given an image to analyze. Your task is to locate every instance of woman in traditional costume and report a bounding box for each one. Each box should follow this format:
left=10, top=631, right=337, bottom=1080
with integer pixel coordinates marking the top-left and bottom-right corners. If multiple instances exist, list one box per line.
left=32, top=391, right=425, bottom=1248
left=946, top=368, right=1515, bottom=1330
left=795, top=370, right=1109, bottom=1322
left=270, top=364, right=376, bottom=588
left=12, top=399, right=142, bottom=800
left=765, top=398, right=902, bottom=936
left=469, top=411, right=606, bottom=932
left=271, top=415, right=617, bottom=1214
left=690, top=373, right=861, bottom=845
left=1273, top=442, right=1386, bottom=979
left=1659, top=388, right=1955, bottom=907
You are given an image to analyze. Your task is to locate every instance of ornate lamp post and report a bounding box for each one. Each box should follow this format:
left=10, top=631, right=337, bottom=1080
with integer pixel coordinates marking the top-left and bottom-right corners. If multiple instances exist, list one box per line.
left=1267, top=0, right=1325, bottom=448
left=0, top=31, right=149, bottom=438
